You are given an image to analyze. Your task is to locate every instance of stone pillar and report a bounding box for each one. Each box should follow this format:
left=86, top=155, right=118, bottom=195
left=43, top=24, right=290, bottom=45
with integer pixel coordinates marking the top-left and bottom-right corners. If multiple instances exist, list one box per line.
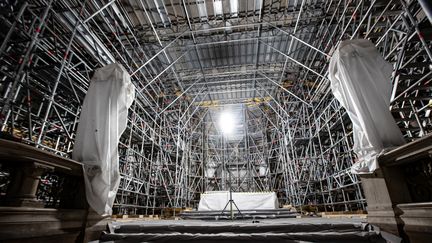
left=4, top=161, right=53, bottom=207
left=360, top=167, right=411, bottom=239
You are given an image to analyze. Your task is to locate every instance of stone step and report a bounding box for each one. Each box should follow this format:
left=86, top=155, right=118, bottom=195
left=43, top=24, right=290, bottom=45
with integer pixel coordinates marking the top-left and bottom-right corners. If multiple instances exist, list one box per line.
left=99, top=218, right=385, bottom=242
left=179, top=209, right=299, bottom=220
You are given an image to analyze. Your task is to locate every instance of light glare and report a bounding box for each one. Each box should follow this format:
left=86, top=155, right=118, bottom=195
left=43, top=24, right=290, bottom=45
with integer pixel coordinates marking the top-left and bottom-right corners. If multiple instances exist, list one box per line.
left=219, top=112, right=235, bottom=135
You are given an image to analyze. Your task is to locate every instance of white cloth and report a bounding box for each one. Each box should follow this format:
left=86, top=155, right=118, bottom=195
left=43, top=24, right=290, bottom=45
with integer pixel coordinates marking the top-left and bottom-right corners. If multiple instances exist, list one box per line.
left=198, top=191, right=278, bottom=211
left=72, top=63, right=135, bottom=215
left=328, top=39, right=405, bottom=174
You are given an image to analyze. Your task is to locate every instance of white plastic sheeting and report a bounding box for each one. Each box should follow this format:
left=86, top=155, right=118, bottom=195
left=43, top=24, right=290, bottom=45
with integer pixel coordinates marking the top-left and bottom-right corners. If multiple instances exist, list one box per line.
left=328, top=39, right=405, bottom=174
left=73, top=63, right=135, bottom=215
left=198, top=191, right=278, bottom=211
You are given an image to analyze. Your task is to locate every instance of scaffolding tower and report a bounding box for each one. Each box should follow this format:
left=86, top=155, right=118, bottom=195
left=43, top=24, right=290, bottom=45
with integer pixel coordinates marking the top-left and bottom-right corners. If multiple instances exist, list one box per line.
left=0, top=0, right=430, bottom=214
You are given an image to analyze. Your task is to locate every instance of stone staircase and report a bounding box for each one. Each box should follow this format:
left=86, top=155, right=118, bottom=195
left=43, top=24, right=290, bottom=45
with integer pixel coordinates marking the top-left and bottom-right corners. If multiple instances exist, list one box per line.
left=99, top=218, right=388, bottom=242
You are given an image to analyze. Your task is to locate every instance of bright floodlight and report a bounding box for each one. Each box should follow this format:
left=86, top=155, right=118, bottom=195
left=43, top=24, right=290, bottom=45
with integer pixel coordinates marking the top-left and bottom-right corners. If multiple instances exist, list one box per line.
left=219, top=111, right=235, bottom=135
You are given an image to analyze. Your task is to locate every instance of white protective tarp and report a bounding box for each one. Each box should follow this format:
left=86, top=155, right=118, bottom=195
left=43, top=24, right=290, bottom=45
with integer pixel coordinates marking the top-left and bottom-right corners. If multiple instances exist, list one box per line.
left=198, top=191, right=278, bottom=211
left=73, top=63, right=135, bottom=215
left=328, top=39, right=405, bottom=174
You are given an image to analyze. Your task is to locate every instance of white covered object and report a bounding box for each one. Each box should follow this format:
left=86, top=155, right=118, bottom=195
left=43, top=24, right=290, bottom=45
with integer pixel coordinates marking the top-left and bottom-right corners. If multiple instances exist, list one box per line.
left=72, top=63, right=135, bottom=215
left=328, top=39, right=405, bottom=174
left=198, top=191, right=278, bottom=211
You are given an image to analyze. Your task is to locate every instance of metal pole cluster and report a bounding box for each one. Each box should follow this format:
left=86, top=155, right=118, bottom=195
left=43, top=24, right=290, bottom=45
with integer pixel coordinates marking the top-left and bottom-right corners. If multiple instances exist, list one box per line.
left=0, top=0, right=430, bottom=214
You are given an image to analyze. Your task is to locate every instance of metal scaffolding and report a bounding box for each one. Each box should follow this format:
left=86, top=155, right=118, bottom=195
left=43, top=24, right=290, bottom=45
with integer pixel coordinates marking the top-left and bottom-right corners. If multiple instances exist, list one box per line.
left=0, top=0, right=430, bottom=214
